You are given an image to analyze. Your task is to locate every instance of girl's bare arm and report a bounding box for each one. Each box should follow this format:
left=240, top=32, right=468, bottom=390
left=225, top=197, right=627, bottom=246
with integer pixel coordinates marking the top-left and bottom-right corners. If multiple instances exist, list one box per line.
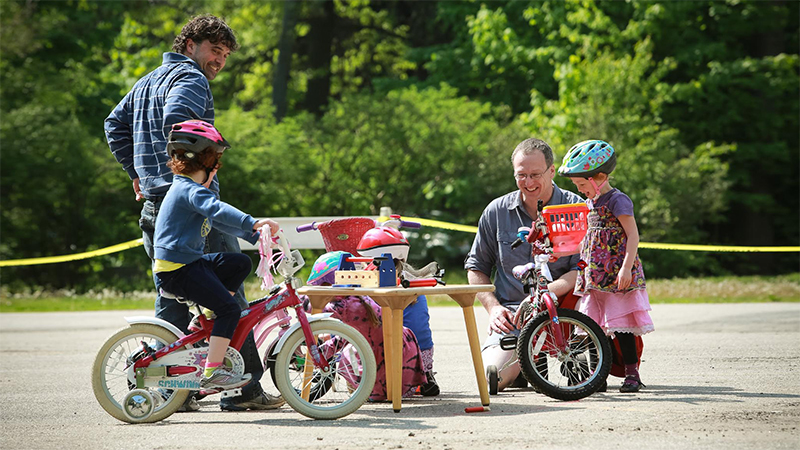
left=616, top=214, right=639, bottom=290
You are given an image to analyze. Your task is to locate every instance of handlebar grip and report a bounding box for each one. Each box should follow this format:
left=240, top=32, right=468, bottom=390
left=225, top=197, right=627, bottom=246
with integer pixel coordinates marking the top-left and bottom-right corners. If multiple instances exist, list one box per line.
left=400, top=220, right=421, bottom=229
left=510, top=238, right=524, bottom=249
left=296, top=222, right=317, bottom=232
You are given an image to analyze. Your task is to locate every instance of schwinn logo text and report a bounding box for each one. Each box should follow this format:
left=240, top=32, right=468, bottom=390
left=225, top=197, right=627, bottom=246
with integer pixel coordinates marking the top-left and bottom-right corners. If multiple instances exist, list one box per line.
left=157, top=380, right=200, bottom=389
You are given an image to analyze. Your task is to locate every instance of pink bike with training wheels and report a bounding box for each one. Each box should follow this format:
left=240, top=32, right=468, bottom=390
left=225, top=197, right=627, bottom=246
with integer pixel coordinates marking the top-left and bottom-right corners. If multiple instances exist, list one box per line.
left=91, top=230, right=376, bottom=423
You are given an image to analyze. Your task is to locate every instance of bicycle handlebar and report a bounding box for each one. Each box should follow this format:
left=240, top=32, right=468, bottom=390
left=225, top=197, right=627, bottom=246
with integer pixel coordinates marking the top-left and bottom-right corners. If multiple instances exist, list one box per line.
left=295, top=222, right=317, bottom=233
left=399, top=220, right=421, bottom=229
left=295, top=217, right=422, bottom=233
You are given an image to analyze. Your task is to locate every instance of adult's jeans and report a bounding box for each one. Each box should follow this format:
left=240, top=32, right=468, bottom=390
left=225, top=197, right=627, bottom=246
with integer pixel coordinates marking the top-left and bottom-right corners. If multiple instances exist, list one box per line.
left=139, top=198, right=265, bottom=402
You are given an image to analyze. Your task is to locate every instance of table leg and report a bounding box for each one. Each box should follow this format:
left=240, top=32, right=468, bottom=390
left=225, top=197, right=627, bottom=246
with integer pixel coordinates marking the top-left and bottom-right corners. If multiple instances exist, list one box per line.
left=391, top=308, right=405, bottom=412
left=461, top=305, right=490, bottom=406
left=382, top=307, right=394, bottom=401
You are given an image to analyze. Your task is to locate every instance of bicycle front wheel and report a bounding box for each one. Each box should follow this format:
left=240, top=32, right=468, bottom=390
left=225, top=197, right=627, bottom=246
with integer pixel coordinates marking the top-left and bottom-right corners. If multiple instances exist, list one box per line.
left=274, top=319, right=376, bottom=419
left=517, top=308, right=611, bottom=401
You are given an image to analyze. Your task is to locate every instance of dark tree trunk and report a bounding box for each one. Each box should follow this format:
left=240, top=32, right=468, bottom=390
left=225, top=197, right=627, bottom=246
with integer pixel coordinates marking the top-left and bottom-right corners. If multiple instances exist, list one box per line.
left=736, top=0, right=787, bottom=272
left=272, top=0, right=299, bottom=122
left=303, top=0, right=336, bottom=115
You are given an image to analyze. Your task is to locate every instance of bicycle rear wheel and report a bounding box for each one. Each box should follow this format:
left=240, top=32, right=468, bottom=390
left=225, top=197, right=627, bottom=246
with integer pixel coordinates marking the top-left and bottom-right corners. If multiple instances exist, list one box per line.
left=92, top=324, right=190, bottom=423
left=517, top=309, right=611, bottom=401
left=274, top=319, right=376, bottom=419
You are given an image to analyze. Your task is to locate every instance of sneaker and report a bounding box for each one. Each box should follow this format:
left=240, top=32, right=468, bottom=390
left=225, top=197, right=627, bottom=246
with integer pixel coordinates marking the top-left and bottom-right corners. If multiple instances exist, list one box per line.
left=177, top=394, right=201, bottom=412
left=200, top=369, right=252, bottom=390
left=419, top=371, right=440, bottom=397
left=220, top=392, right=285, bottom=411
left=619, top=375, right=645, bottom=393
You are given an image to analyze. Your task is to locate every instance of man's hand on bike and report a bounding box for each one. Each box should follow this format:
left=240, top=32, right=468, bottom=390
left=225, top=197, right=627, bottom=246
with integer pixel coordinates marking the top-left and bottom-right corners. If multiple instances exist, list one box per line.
left=512, top=299, right=533, bottom=329
left=254, top=218, right=280, bottom=235
left=488, top=305, right=515, bottom=335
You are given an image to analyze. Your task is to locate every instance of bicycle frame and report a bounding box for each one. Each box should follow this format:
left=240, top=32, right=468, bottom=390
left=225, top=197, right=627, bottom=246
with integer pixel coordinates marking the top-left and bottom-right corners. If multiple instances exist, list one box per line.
left=513, top=200, right=570, bottom=353
left=253, top=306, right=292, bottom=349
left=516, top=257, right=568, bottom=353
left=131, top=282, right=331, bottom=382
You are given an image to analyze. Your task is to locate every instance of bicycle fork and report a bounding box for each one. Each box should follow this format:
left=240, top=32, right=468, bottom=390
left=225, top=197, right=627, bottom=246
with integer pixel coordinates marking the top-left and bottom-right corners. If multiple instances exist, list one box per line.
left=540, top=292, right=568, bottom=353
left=293, top=304, right=332, bottom=401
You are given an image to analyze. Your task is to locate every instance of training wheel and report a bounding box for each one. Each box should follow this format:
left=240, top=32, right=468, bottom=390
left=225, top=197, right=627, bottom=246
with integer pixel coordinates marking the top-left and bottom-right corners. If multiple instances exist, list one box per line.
left=487, top=365, right=498, bottom=395
left=122, top=389, right=155, bottom=423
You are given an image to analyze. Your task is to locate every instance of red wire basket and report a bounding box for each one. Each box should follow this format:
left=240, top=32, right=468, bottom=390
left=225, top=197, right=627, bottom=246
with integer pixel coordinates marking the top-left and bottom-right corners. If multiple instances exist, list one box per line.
left=316, top=217, right=377, bottom=255
left=542, top=203, right=590, bottom=254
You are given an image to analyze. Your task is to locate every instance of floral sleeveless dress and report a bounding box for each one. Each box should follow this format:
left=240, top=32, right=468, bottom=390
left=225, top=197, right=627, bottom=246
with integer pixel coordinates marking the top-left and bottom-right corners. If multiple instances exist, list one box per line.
left=576, top=189, right=654, bottom=336
left=322, top=295, right=426, bottom=401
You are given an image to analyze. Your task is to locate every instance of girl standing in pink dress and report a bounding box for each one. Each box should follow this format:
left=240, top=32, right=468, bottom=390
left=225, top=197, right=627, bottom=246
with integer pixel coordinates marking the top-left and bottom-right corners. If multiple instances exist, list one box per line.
left=558, top=140, right=654, bottom=393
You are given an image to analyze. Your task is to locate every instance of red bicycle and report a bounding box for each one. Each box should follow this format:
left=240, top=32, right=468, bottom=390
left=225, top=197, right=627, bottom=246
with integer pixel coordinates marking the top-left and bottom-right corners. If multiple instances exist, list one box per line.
left=91, top=231, right=376, bottom=423
left=509, top=200, right=612, bottom=400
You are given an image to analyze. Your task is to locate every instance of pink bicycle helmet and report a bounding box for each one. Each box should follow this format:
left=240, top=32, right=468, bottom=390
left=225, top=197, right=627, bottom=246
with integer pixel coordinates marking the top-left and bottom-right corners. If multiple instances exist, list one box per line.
left=166, top=120, right=230, bottom=159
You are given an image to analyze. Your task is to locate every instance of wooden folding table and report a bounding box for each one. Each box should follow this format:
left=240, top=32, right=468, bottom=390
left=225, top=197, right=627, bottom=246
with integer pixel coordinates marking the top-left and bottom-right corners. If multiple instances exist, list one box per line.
left=298, top=284, right=495, bottom=412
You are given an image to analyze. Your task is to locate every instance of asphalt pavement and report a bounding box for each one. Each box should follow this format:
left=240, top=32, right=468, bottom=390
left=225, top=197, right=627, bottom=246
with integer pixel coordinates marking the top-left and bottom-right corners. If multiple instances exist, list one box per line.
left=1, top=303, right=798, bottom=450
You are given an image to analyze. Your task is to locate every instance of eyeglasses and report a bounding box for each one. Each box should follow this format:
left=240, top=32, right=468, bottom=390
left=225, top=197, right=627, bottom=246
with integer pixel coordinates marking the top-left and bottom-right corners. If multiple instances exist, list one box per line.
left=514, top=170, right=548, bottom=181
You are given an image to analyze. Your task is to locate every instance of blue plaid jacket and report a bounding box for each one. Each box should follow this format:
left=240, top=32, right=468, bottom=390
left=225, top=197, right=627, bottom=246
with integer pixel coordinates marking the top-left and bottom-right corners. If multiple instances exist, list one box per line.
left=105, top=52, right=218, bottom=199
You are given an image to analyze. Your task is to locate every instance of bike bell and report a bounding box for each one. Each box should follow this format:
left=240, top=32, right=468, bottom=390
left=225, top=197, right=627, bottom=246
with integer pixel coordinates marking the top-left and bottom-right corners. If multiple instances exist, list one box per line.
left=357, top=226, right=410, bottom=261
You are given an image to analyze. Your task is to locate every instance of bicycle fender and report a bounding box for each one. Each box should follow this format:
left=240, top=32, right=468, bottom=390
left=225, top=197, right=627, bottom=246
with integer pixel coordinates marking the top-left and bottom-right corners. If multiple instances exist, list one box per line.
left=271, top=313, right=334, bottom=354
left=124, top=316, right=186, bottom=339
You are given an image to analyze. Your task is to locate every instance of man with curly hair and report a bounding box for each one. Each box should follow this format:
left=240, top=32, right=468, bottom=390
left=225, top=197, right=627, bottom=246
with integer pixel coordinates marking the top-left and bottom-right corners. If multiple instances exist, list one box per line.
left=105, top=14, right=283, bottom=413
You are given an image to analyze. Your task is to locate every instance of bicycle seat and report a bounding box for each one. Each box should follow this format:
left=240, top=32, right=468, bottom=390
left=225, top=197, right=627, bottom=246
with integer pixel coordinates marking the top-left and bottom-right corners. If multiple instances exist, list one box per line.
left=159, top=288, right=196, bottom=307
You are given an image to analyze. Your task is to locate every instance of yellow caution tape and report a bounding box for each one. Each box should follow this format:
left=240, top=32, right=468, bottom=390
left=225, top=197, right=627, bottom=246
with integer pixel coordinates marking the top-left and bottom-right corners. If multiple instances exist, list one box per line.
left=380, top=216, right=479, bottom=234
left=0, top=239, right=143, bottom=267
left=1, top=216, right=798, bottom=268
left=391, top=216, right=800, bottom=253
left=639, top=242, right=800, bottom=252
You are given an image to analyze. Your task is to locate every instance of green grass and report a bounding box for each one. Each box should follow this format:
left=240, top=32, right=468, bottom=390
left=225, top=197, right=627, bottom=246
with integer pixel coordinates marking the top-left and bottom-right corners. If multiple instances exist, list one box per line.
left=1, top=273, right=798, bottom=313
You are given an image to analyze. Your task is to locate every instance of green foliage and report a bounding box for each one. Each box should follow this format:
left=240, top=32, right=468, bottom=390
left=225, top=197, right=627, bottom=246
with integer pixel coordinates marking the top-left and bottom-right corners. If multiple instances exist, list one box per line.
left=1, top=0, right=797, bottom=293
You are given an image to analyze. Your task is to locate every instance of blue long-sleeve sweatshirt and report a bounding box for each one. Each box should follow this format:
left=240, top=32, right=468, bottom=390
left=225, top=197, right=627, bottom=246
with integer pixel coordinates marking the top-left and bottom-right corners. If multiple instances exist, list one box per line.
left=154, top=175, right=259, bottom=264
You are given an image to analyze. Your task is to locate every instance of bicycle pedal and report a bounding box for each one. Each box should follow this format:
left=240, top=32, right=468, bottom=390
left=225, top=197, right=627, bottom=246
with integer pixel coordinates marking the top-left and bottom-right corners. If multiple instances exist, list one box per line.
left=220, top=388, right=243, bottom=398
left=500, top=335, right=518, bottom=351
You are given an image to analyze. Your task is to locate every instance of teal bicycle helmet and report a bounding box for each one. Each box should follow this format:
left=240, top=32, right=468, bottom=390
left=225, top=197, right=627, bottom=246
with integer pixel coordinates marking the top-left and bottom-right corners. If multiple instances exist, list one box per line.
left=307, top=251, right=347, bottom=286
left=558, top=140, right=616, bottom=178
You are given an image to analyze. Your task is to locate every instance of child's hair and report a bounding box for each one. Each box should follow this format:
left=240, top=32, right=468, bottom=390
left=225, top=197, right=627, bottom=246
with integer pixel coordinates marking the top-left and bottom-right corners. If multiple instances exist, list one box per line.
left=359, top=298, right=381, bottom=328
left=167, top=148, right=222, bottom=175
left=165, top=120, right=229, bottom=175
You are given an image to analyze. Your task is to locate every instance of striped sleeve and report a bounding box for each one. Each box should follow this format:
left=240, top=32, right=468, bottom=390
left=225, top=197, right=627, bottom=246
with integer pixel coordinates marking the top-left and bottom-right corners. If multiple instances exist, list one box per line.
left=162, top=71, right=214, bottom=134
left=104, top=91, right=138, bottom=180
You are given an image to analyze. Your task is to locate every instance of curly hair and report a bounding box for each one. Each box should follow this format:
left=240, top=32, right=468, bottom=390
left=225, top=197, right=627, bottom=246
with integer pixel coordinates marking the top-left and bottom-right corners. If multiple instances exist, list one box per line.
left=172, top=14, right=239, bottom=54
left=167, top=147, right=223, bottom=175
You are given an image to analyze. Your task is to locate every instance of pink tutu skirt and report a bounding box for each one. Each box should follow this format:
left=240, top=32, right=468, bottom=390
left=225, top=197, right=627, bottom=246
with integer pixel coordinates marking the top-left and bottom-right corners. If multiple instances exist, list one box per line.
left=577, top=289, right=654, bottom=336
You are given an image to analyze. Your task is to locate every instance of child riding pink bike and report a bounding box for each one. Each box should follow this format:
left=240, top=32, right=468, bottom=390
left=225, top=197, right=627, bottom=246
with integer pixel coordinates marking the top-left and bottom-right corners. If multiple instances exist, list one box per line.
left=92, top=121, right=376, bottom=422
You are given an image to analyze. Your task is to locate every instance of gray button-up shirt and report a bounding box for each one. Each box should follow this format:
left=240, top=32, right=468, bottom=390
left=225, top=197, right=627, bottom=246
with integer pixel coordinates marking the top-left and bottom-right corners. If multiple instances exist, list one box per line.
left=465, top=183, right=583, bottom=307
